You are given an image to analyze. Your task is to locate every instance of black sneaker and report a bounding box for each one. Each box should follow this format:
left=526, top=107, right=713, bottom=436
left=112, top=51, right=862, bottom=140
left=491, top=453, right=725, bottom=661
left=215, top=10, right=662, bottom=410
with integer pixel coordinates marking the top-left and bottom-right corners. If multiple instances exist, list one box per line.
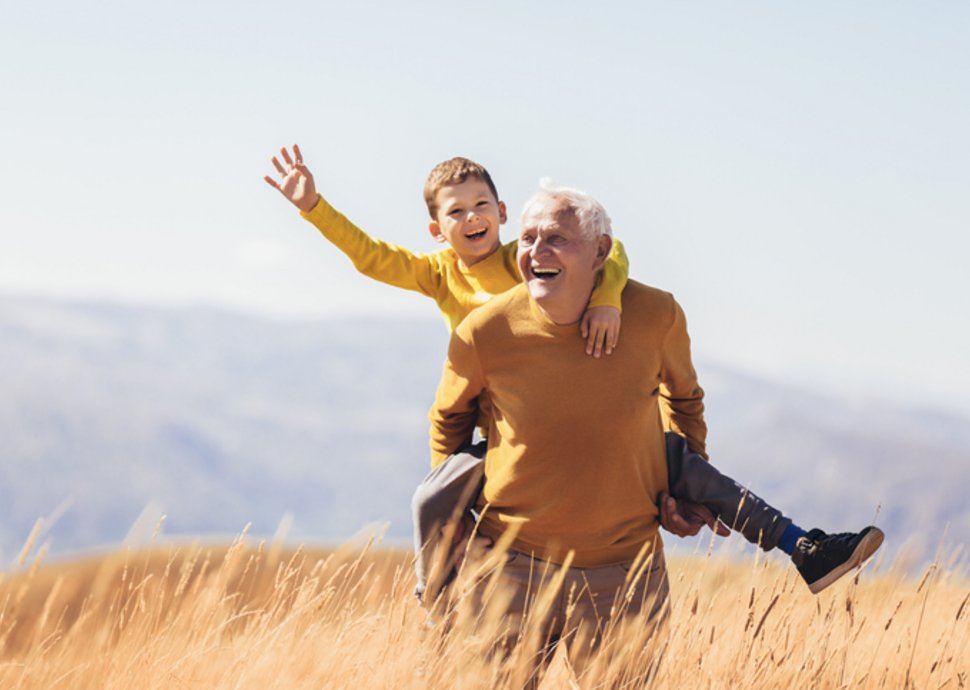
left=792, top=526, right=884, bottom=594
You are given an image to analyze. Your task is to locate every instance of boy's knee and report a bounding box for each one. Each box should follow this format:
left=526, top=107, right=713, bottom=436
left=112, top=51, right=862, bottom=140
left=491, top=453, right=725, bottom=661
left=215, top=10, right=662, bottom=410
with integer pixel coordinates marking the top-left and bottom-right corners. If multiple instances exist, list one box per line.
left=411, top=480, right=433, bottom=516
left=411, top=479, right=449, bottom=531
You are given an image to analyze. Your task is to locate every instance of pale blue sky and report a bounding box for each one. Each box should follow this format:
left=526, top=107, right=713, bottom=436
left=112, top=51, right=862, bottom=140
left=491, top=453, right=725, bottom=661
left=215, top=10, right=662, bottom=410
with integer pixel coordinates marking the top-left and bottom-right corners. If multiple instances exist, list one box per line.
left=2, top=1, right=968, bottom=413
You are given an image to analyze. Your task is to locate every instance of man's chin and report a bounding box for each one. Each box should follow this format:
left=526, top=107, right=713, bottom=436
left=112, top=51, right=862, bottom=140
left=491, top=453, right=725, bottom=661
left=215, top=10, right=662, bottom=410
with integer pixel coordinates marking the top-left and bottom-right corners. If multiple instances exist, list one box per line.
left=525, top=282, right=551, bottom=300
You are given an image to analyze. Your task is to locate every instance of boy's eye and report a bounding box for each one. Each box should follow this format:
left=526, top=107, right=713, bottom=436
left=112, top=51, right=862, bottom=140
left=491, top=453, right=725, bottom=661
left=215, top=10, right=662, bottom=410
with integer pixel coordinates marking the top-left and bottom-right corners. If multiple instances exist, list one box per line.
left=449, top=208, right=463, bottom=216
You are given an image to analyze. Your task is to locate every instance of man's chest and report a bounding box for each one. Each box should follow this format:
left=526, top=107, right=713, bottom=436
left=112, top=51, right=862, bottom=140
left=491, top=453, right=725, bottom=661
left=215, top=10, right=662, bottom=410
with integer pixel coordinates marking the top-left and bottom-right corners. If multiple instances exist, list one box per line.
left=480, top=331, right=666, bottom=428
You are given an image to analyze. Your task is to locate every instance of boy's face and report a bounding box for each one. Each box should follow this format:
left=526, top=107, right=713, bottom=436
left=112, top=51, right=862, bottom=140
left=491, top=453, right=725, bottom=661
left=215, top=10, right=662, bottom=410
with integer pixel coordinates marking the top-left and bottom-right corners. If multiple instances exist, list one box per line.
left=429, top=178, right=507, bottom=267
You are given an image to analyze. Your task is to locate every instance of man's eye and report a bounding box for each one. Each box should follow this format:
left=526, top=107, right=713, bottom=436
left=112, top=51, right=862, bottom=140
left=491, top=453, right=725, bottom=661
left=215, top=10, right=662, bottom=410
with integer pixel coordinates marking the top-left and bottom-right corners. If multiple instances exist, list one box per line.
left=519, top=235, right=535, bottom=245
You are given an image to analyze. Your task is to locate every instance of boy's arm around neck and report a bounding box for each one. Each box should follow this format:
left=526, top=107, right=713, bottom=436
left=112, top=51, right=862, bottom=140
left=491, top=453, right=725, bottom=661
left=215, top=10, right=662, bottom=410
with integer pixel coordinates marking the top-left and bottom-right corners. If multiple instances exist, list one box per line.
left=587, top=238, right=629, bottom=311
left=301, top=196, right=444, bottom=298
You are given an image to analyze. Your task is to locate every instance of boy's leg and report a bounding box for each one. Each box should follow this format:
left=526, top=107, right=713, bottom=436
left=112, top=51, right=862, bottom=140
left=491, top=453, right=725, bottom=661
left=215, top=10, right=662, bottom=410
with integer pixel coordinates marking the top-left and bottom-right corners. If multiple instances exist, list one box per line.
left=664, top=432, right=791, bottom=551
left=411, top=440, right=487, bottom=603
left=665, top=432, right=884, bottom=593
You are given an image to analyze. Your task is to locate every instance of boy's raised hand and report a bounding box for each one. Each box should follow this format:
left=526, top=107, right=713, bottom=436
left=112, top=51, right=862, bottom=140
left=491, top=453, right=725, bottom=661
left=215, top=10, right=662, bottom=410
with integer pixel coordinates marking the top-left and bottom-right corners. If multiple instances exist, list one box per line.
left=581, top=306, right=621, bottom=358
left=263, top=144, right=319, bottom=213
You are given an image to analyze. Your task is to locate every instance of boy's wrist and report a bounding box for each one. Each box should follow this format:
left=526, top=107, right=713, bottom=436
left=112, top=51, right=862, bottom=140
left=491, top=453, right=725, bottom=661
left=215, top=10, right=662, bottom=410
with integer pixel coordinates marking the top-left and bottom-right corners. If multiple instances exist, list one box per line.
left=298, top=193, right=322, bottom=214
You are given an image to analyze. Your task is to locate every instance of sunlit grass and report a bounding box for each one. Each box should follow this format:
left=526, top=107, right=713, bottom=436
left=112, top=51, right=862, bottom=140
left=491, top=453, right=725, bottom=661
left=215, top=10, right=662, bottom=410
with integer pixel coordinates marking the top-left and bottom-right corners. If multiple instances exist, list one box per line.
left=1, top=526, right=966, bottom=689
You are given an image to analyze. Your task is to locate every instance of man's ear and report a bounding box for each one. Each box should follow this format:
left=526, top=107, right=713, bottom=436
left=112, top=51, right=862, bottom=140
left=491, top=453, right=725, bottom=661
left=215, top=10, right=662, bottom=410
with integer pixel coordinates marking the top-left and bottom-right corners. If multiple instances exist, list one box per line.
left=498, top=200, right=508, bottom=224
left=428, top=221, right=447, bottom=243
left=592, top=234, right=613, bottom=271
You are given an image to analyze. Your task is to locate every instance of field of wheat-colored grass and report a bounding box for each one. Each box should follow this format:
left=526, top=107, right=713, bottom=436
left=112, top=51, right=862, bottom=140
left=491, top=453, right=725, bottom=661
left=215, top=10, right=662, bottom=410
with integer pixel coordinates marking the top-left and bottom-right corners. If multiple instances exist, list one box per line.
left=1, top=523, right=967, bottom=689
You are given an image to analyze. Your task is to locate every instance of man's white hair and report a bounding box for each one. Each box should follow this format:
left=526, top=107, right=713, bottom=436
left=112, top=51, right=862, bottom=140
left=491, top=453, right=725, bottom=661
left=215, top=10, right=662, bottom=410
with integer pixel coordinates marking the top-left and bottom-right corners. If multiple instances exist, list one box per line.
left=520, top=178, right=613, bottom=240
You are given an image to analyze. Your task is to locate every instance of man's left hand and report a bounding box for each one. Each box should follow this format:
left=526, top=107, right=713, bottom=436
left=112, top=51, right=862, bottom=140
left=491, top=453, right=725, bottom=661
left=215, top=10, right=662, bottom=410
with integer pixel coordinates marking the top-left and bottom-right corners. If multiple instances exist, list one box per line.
left=658, top=490, right=731, bottom=538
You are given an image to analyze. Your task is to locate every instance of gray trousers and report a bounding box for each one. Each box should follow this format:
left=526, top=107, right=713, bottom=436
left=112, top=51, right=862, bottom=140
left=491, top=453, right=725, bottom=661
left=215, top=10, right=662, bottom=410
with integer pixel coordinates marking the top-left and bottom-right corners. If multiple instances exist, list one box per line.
left=664, top=432, right=791, bottom=549
left=411, top=433, right=791, bottom=601
left=411, top=441, right=487, bottom=600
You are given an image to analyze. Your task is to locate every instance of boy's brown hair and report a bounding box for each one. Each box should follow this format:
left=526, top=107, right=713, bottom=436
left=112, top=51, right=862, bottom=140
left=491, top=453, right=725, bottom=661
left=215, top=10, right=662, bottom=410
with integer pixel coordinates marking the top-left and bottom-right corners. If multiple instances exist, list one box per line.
left=423, top=157, right=499, bottom=219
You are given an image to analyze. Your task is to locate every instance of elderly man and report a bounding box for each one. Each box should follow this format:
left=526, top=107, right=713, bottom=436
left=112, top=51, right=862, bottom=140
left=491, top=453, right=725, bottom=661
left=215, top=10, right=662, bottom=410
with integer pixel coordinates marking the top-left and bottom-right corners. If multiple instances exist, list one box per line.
left=427, top=181, right=706, bottom=649
left=425, top=183, right=884, bottom=680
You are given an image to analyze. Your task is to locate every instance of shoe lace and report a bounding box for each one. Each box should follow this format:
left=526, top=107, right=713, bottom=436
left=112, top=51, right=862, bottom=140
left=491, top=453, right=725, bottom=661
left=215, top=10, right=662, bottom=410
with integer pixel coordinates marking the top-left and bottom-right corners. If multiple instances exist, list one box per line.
left=796, top=535, right=818, bottom=555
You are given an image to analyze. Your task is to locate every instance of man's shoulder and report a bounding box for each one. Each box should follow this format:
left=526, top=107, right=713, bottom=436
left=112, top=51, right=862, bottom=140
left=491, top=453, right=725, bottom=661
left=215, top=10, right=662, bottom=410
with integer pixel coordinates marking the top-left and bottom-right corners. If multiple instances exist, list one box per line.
left=621, top=280, right=684, bottom=329
left=455, top=284, right=527, bottom=334
left=623, top=279, right=676, bottom=308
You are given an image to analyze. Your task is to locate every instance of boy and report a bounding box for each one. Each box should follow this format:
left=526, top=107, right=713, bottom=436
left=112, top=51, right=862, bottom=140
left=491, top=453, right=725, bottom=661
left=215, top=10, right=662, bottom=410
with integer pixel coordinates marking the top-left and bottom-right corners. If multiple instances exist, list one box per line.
left=264, top=145, right=884, bottom=601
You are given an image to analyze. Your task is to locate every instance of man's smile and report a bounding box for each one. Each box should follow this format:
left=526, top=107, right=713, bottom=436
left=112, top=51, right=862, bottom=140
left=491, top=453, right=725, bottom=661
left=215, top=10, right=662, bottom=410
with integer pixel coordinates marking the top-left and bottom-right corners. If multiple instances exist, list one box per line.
left=529, top=266, right=562, bottom=280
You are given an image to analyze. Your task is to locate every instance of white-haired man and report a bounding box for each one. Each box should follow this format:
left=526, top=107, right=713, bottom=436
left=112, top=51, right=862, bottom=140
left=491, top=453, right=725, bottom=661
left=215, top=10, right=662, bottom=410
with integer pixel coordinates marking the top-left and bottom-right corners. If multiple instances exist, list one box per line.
left=427, top=182, right=883, bottom=656
left=427, top=182, right=701, bottom=650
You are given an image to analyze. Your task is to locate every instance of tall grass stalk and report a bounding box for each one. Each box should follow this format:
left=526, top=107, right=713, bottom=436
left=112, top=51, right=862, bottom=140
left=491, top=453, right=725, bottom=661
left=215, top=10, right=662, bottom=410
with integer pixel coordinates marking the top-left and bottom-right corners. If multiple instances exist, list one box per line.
left=0, top=536, right=966, bottom=689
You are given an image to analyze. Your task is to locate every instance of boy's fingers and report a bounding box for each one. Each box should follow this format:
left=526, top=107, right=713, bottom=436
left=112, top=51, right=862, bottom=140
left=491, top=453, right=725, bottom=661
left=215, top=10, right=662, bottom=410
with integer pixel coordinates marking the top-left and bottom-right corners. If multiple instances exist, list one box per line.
left=271, top=156, right=286, bottom=175
left=293, top=143, right=303, bottom=164
left=585, top=324, right=599, bottom=355
left=280, top=147, right=294, bottom=167
left=580, top=313, right=590, bottom=339
left=593, top=329, right=604, bottom=358
left=263, top=175, right=281, bottom=190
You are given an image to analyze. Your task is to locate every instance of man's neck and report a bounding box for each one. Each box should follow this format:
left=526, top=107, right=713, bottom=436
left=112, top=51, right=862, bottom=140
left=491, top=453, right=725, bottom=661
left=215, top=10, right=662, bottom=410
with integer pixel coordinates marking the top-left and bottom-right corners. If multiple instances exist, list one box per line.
left=532, top=291, right=593, bottom=325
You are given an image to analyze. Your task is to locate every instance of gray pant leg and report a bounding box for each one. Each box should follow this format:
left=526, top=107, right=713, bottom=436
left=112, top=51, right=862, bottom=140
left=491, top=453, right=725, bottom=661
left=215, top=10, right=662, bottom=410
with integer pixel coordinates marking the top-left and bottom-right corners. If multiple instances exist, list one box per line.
left=665, top=432, right=791, bottom=551
left=411, top=441, right=487, bottom=600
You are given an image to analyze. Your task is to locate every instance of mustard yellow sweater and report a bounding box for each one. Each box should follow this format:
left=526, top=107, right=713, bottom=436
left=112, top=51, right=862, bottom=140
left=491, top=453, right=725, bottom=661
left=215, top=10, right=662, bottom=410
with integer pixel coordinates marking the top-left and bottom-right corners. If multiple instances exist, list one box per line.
left=428, top=283, right=707, bottom=567
left=301, top=196, right=629, bottom=331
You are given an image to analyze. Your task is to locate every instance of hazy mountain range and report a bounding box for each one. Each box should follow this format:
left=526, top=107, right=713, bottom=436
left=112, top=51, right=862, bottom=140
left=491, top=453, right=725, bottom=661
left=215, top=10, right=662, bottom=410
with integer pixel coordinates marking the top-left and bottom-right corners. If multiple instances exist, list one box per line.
left=2, top=295, right=967, bottom=568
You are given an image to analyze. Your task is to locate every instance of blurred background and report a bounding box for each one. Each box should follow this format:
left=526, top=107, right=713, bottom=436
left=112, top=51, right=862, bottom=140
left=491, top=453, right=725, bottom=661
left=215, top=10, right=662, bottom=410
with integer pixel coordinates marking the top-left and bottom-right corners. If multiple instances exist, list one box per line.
left=2, top=1, right=968, bottom=568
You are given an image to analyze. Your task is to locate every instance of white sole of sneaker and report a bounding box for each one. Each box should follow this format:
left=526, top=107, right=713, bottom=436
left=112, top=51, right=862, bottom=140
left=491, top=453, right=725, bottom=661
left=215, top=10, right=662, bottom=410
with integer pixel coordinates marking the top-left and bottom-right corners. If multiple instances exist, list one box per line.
left=809, top=527, right=885, bottom=594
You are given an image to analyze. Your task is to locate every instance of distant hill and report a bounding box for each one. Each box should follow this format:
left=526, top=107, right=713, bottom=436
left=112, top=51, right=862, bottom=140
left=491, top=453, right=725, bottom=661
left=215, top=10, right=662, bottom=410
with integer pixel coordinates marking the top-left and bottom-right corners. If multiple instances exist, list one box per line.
left=1, top=295, right=967, bottom=565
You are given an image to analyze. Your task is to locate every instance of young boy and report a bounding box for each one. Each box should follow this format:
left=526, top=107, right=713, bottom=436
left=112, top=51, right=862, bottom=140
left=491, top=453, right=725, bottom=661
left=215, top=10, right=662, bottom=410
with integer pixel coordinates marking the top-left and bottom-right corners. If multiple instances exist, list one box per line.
left=264, top=145, right=884, bottom=601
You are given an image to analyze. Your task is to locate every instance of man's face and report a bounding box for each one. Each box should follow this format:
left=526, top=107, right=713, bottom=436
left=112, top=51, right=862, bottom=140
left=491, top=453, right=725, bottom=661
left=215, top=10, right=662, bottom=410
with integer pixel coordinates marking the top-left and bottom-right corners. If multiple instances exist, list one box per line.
left=517, top=197, right=611, bottom=323
left=429, top=178, right=507, bottom=268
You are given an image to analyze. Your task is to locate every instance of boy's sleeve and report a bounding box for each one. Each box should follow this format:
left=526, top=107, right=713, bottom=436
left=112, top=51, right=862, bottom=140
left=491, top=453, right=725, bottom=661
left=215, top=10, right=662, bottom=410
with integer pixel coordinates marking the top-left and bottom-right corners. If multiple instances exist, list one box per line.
left=428, top=323, right=485, bottom=468
left=301, top=196, right=442, bottom=297
left=587, top=238, right=629, bottom=311
left=658, top=295, right=709, bottom=459
left=500, top=240, right=523, bottom=280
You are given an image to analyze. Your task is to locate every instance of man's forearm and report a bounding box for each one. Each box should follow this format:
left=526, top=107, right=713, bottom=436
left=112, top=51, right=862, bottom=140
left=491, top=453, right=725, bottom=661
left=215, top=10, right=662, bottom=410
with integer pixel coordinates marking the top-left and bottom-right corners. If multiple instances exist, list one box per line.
left=428, top=326, right=486, bottom=467
left=660, top=297, right=708, bottom=458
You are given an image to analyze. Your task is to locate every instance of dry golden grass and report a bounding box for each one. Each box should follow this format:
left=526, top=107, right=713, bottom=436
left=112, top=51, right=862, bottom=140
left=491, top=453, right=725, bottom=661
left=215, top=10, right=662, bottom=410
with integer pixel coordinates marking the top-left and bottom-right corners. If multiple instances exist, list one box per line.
left=1, top=527, right=967, bottom=689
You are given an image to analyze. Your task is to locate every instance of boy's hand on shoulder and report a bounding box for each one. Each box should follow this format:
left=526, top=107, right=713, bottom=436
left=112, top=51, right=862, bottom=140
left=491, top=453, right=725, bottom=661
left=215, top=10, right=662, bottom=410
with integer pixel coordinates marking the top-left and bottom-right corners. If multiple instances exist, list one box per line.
left=263, top=143, right=320, bottom=213
left=581, top=306, right=621, bottom=358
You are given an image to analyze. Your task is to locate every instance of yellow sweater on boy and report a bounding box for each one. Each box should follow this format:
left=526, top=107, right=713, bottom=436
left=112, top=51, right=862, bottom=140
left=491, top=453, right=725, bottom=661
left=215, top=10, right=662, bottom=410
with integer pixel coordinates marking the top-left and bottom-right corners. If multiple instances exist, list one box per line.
left=301, top=197, right=629, bottom=331
left=428, top=282, right=707, bottom=567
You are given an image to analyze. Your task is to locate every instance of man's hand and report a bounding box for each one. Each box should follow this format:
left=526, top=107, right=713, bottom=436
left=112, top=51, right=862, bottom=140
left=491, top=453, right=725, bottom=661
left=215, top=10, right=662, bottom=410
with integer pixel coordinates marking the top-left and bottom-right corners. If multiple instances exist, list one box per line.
left=580, top=306, right=621, bottom=358
left=263, top=143, right=320, bottom=213
left=658, top=490, right=731, bottom=538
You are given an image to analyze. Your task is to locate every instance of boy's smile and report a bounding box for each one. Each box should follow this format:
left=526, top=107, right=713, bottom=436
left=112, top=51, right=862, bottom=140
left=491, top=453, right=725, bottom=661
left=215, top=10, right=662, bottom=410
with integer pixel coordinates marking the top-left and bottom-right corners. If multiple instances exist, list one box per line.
left=429, top=179, right=507, bottom=268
